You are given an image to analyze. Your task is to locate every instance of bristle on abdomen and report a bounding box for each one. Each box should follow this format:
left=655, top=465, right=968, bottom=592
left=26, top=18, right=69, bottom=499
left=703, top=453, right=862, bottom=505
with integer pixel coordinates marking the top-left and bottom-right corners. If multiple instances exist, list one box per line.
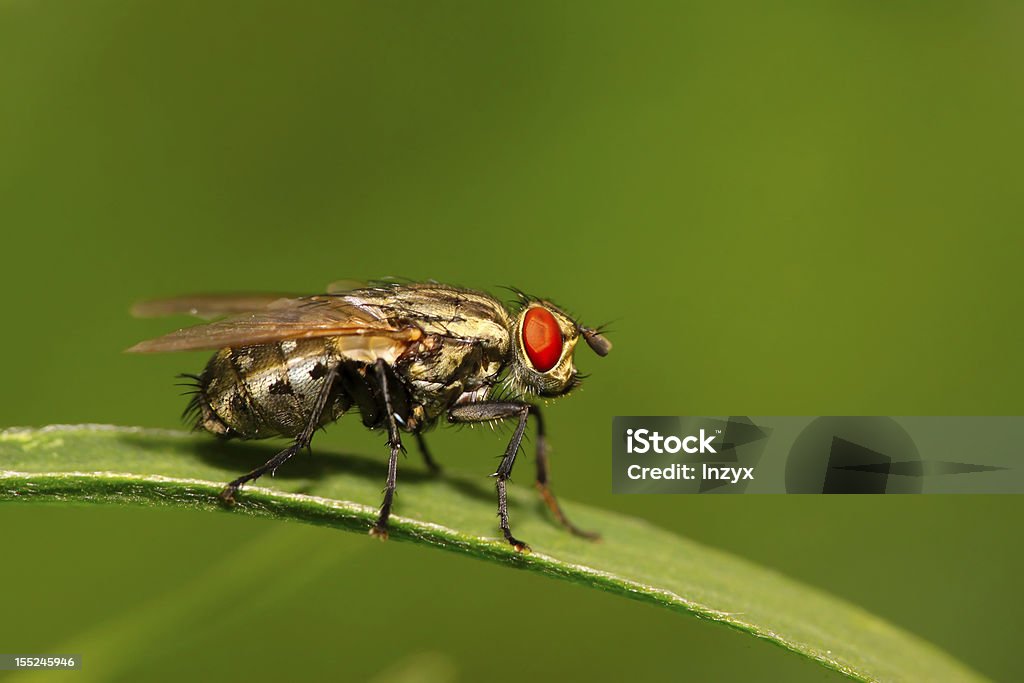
left=177, top=372, right=234, bottom=436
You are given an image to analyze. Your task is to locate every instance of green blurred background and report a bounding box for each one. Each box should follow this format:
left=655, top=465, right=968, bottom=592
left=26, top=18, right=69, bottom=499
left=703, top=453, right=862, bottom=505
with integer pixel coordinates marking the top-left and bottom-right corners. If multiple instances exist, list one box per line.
left=1, top=1, right=1021, bottom=681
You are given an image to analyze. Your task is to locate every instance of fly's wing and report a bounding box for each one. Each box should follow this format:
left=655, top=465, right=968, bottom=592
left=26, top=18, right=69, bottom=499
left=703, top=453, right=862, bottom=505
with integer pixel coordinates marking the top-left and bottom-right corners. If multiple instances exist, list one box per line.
left=130, top=293, right=298, bottom=320
left=130, top=281, right=376, bottom=318
left=127, top=296, right=422, bottom=353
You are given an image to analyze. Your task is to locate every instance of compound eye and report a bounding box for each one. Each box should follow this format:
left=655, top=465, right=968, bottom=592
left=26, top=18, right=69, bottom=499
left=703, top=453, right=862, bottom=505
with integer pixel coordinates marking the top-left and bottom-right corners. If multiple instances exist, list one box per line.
left=522, top=307, right=563, bottom=372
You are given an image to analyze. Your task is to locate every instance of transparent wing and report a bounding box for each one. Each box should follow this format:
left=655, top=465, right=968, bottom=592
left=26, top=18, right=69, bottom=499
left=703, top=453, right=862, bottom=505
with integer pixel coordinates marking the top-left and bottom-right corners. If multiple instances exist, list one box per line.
left=127, top=296, right=422, bottom=353
left=130, top=293, right=298, bottom=320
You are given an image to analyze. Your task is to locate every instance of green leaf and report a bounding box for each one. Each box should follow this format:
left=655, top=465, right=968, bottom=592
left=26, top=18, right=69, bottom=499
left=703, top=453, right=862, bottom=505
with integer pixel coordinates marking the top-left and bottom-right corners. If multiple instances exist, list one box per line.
left=0, top=425, right=985, bottom=683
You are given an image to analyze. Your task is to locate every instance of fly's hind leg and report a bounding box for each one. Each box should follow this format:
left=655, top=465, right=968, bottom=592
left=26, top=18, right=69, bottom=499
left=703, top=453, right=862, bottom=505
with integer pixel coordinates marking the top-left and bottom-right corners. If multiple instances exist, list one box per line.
left=531, top=405, right=600, bottom=541
left=219, top=363, right=339, bottom=504
left=369, top=359, right=406, bottom=540
left=415, top=432, right=441, bottom=474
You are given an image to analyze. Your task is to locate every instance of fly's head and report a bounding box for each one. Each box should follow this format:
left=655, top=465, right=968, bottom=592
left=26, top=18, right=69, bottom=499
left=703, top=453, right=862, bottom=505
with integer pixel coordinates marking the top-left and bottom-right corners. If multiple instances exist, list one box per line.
left=505, top=295, right=612, bottom=398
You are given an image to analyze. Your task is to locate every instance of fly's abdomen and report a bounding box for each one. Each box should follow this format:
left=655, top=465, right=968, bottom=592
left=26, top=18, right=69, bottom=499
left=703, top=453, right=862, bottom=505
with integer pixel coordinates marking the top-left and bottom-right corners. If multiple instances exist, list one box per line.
left=193, top=338, right=349, bottom=439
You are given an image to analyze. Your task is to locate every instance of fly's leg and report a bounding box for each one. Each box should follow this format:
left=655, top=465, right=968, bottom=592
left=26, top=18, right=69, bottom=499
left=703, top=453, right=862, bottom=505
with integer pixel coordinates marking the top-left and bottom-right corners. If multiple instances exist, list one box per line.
left=370, top=359, right=405, bottom=540
left=448, top=401, right=535, bottom=552
left=219, top=363, right=339, bottom=504
left=531, top=405, right=600, bottom=541
left=415, top=432, right=441, bottom=474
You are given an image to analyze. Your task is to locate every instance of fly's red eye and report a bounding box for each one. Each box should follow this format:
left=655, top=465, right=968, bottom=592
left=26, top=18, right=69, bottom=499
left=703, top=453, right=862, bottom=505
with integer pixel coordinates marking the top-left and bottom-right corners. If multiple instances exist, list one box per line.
left=522, top=307, right=563, bottom=372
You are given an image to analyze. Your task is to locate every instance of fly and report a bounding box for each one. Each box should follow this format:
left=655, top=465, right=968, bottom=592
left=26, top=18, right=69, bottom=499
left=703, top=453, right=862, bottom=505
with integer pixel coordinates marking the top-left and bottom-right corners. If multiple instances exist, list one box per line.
left=128, top=281, right=612, bottom=552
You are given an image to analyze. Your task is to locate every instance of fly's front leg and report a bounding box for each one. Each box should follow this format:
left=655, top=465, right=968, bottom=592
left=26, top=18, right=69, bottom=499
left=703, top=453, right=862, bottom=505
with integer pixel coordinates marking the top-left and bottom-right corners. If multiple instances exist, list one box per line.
left=219, top=363, right=339, bottom=504
left=531, top=405, right=600, bottom=541
left=370, top=359, right=405, bottom=540
left=448, top=401, right=534, bottom=552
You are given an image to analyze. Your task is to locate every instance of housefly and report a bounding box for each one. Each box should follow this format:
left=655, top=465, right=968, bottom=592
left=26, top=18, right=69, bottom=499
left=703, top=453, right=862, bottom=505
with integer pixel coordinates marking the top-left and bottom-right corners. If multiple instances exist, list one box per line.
left=128, top=281, right=612, bottom=551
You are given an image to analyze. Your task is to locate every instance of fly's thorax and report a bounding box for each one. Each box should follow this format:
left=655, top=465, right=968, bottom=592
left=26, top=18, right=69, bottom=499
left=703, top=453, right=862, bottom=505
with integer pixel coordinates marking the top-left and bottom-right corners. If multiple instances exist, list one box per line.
left=196, top=339, right=349, bottom=439
left=342, top=284, right=513, bottom=359
left=378, top=288, right=513, bottom=409
left=327, top=284, right=513, bottom=388
left=391, top=335, right=503, bottom=425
